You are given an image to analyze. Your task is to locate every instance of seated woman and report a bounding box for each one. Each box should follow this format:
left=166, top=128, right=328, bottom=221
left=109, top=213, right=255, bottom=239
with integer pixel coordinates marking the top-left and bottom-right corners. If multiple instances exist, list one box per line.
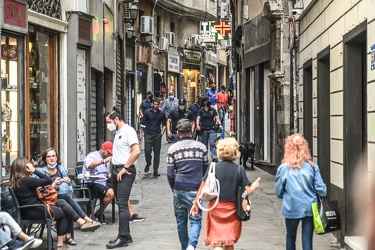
left=9, top=158, right=100, bottom=250
left=0, top=211, right=42, bottom=249
left=37, top=148, right=100, bottom=246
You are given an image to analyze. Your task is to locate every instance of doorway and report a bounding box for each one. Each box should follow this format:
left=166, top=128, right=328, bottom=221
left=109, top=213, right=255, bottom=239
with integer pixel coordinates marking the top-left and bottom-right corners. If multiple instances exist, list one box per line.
left=303, top=60, right=313, bottom=153
left=343, top=22, right=367, bottom=236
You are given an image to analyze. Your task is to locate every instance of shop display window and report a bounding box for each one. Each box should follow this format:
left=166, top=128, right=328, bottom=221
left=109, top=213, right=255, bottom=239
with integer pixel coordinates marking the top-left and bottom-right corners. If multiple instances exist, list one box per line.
left=27, top=31, right=57, bottom=165
left=1, top=35, right=19, bottom=175
left=183, top=69, right=200, bottom=107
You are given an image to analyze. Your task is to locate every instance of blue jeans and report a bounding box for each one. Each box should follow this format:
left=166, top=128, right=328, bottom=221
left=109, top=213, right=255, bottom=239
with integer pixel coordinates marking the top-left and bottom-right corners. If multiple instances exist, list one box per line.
left=173, top=189, right=202, bottom=250
left=112, top=165, right=136, bottom=237
left=218, top=108, right=226, bottom=138
left=201, top=130, right=218, bottom=161
left=285, top=216, right=314, bottom=250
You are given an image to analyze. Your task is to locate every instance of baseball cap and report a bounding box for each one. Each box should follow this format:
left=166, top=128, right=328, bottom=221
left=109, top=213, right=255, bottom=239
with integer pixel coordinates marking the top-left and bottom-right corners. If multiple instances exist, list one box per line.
left=178, top=98, right=187, bottom=105
left=102, top=141, right=113, bottom=154
left=209, top=83, right=216, bottom=88
left=146, top=90, right=153, bottom=95
left=177, top=119, right=192, bottom=133
left=196, top=94, right=202, bottom=99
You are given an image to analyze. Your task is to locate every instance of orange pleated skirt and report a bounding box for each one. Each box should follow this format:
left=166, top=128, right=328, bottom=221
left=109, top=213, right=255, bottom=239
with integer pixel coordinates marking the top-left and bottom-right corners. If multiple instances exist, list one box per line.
left=205, top=200, right=242, bottom=247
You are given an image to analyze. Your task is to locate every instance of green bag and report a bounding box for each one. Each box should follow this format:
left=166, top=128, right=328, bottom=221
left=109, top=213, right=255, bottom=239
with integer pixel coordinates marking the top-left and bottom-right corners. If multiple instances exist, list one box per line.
left=311, top=197, right=341, bottom=234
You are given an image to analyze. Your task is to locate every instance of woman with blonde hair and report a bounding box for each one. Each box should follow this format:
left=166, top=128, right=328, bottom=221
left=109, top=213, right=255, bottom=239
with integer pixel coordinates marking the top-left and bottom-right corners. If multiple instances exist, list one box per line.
left=275, top=133, right=327, bottom=250
left=191, top=138, right=261, bottom=250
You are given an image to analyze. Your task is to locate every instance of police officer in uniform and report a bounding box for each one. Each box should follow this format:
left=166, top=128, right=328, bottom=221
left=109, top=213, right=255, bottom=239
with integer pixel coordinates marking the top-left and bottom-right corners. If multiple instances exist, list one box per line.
left=167, top=98, right=194, bottom=143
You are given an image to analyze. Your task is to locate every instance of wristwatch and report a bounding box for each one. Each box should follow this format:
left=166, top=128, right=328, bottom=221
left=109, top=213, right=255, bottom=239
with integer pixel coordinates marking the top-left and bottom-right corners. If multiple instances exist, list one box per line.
left=242, top=191, right=247, bottom=199
left=101, top=159, right=105, bottom=164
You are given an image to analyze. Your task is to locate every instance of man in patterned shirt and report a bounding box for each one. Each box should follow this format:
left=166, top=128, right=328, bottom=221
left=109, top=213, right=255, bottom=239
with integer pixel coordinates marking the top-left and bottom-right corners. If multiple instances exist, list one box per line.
left=167, top=119, right=209, bottom=250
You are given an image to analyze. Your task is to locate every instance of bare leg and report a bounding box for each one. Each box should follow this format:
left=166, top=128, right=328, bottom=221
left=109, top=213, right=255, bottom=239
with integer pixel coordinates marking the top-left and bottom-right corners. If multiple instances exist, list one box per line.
left=102, top=188, right=115, bottom=209
left=129, top=200, right=134, bottom=218
left=16, top=231, right=31, bottom=241
left=56, top=235, right=64, bottom=247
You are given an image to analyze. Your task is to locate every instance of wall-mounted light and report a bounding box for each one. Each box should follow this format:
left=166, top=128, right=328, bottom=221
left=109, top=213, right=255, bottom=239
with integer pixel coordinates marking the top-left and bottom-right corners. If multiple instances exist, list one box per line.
left=126, top=24, right=134, bottom=39
left=129, top=3, right=139, bottom=21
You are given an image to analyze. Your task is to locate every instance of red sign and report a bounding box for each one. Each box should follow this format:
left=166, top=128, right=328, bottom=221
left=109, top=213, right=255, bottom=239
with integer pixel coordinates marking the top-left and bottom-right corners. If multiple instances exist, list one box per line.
left=213, top=21, right=231, bottom=38
left=3, top=0, right=27, bottom=28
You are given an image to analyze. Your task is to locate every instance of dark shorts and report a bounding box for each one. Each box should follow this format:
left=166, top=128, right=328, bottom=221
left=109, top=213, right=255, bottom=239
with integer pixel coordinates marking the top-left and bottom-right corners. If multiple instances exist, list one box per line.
left=87, top=182, right=110, bottom=199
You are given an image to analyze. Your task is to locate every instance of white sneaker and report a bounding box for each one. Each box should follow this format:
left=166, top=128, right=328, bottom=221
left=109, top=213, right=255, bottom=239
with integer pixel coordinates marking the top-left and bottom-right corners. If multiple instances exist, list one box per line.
left=29, top=237, right=43, bottom=249
left=186, top=246, right=195, bottom=250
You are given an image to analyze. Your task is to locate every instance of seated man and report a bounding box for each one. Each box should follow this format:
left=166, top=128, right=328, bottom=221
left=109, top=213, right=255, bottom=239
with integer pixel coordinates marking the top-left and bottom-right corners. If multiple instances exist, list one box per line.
left=0, top=211, right=42, bottom=249
left=83, top=141, right=145, bottom=222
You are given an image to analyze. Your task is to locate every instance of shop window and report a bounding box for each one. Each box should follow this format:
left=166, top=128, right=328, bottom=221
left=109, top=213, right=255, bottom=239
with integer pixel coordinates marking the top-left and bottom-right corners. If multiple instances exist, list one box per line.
left=1, top=35, right=19, bottom=174
left=27, top=31, right=57, bottom=164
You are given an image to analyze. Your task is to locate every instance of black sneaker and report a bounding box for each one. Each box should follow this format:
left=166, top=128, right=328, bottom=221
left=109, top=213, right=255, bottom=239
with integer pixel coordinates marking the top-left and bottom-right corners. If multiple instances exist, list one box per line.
left=130, top=214, right=145, bottom=223
left=153, top=171, right=160, bottom=177
left=144, top=165, right=150, bottom=173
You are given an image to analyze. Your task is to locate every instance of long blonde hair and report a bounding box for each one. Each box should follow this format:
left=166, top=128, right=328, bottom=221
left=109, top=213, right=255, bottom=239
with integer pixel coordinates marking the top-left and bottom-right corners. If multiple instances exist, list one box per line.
left=282, top=133, right=313, bottom=168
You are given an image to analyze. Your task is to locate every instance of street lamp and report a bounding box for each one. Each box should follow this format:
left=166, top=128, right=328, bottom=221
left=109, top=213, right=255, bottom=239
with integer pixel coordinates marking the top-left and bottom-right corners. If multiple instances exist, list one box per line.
left=126, top=3, right=139, bottom=39
left=129, top=3, right=139, bottom=21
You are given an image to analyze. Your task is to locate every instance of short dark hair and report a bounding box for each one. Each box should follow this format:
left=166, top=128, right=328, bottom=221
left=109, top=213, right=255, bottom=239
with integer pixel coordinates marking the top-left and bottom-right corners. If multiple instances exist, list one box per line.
left=200, top=96, right=209, bottom=107
left=152, top=98, right=160, bottom=104
left=106, top=107, right=123, bottom=121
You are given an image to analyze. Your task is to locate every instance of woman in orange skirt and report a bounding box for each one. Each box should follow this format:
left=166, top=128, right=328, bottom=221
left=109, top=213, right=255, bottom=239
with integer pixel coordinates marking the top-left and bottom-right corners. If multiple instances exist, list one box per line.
left=190, top=138, right=261, bottom=250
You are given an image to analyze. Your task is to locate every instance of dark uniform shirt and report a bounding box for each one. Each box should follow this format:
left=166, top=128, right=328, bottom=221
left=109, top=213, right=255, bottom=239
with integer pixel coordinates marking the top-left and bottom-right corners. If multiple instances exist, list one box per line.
left=139, top=99, right=152, bottom=113
left=143, top=108, right=166, bottom=133
left=168, top=109, right=194, bottom=132
left=197, top=107, right=218, bottom=128
left=188, top=103, right=200, bottom=120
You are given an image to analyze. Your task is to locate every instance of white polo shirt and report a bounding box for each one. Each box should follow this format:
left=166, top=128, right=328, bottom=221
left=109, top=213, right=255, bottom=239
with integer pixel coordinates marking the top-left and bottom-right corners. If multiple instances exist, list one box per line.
left=112, top=124, right=139, bottom=166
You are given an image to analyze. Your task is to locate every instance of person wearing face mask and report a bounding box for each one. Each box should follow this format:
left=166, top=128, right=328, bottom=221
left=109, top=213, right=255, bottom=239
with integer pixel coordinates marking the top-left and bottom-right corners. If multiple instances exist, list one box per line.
left=162, top=90, right=179, bottom=142
left=206, top=83, right=218, bottom=110
left=216, top=85, right=228, bottom=138
left=196, top=97, right=222, bottom=162
left=167, top=98, right=195, bottom=143
left=139, top=99, right=166, bottom=176
left=188, top=94, right=203, bottom=141
left=105, top=107, right=140, bottom=249
left=37, top=148, right=101, bottom=246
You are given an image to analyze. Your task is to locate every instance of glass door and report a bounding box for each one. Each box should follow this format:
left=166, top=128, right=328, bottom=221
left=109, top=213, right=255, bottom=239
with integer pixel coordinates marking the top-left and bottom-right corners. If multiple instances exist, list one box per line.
left=27, top=30, right=57, bottom=165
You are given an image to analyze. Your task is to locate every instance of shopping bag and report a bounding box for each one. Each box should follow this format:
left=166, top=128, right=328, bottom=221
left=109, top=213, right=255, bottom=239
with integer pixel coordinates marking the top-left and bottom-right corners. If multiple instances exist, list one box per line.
left=311, top=197, right=341, bottom=234
left=236, top=166, right=251, bottom=221
left=198, top=162, right=220, bottom=211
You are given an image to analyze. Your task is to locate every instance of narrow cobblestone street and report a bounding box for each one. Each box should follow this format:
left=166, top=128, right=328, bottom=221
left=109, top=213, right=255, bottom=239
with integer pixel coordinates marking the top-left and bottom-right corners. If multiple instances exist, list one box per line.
left=54, top=134, right=344, bottom=250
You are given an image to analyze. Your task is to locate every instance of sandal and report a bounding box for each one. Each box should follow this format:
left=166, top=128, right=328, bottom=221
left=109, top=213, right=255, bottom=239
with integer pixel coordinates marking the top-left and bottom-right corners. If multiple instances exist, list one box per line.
left=64, top=237, right=77, bottom=246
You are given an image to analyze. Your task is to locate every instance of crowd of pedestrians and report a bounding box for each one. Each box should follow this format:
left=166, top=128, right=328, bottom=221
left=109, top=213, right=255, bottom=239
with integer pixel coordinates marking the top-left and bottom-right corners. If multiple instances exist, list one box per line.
left=1, top=84, right=331, bottom=250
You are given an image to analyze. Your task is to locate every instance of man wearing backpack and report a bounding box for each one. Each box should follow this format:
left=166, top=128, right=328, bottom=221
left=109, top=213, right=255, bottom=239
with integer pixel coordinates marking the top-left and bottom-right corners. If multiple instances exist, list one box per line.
left=167, top=119, right=209, bottom=250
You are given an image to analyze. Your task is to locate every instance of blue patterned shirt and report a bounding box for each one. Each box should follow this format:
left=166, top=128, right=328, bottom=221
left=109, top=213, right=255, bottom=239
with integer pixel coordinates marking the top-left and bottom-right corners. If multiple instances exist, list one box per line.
left=167, top=137, right=209, bottom=191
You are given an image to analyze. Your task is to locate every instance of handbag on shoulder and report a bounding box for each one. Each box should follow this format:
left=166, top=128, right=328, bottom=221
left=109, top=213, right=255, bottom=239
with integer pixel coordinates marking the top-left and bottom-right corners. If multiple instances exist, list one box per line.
left=198, top=162, right=220, bottom=211
left=236, top=165, right=251, bottom=221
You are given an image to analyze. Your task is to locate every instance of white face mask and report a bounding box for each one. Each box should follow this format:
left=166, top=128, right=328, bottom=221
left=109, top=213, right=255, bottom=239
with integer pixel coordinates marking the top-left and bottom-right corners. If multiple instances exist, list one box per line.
left=169, top=95, right=174, bottom=99
left=48, top=163, right=57, bottom=168
left=107, top=122, right=116, bottom=131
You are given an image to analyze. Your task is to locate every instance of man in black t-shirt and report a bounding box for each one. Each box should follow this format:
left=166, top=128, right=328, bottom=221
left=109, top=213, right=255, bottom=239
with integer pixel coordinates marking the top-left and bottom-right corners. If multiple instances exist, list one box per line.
left=188, top=94, right=202, bottom=140
left=167, top=98, right=194, bottom=143
left=139, top=91, right=153, bottom=127
left=196, top=97, right=222, bottom=162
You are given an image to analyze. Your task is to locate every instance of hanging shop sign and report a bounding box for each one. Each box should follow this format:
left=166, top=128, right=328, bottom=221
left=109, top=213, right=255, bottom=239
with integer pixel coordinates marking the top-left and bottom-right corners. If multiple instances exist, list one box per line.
left=217, top=50, right=227, bottom=66
left=204, top=51, right=217, bottom=67
left=289, top=16, right=295, bottom=49
left=1, top=0, right=28, bottom=33
left=168, top=53, right=180, bottom=73
left=183, top=50, right=201, bottom=65
left=213, top=20, right=231, bottom=40
left=1, top=45, right=17, bottom=61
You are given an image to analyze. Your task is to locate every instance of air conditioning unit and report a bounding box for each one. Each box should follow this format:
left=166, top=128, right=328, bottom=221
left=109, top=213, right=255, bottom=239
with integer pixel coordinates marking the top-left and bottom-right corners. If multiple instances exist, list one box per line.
left=158, top=37, right=168, bottom=52
left=191, top=34, right=200, bottom=45
left=226, top=39, right=232, bottom=47
left=140, top=16, right=153, bottom=35
left=123, top=2, right=131, bottom=20
left=165, top=32, right=175, bottom=47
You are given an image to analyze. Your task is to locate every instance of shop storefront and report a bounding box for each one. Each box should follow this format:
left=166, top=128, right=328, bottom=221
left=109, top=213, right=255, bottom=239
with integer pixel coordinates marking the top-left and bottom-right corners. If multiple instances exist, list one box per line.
left=167, top=52, right=179, bottom=98
left=217, top=49, right=227, bottom=87
left=203, top=50, right=217, bottom=92
left=182, top=49, right=201, bottom=107
left=0, top=0, right=27, bottom=178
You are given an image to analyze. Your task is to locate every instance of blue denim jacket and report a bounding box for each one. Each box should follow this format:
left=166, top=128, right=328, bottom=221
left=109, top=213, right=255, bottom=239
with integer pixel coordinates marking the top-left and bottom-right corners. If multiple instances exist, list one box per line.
left=275, top=161, right=327, bottom=218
